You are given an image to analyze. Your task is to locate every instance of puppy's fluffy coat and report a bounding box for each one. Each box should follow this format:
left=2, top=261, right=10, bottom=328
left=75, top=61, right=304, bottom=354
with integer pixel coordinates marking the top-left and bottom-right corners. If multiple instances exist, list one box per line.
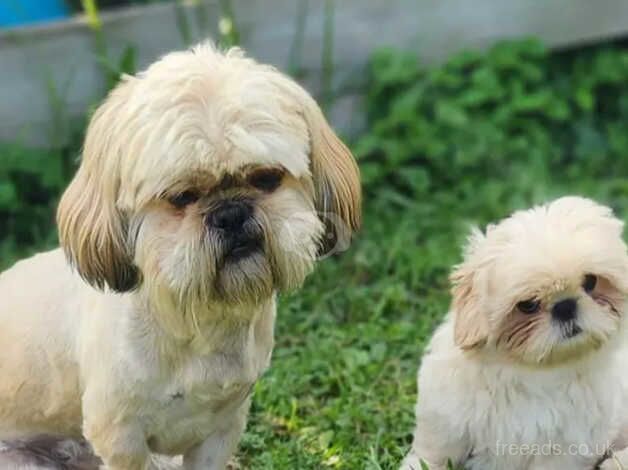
left=0, top=43, right=360, bottom=469
left=402, top=197, right=628, bottom=470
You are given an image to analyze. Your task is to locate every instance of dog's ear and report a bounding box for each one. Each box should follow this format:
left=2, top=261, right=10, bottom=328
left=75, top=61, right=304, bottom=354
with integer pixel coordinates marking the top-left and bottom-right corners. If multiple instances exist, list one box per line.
left=57, top=79, right=139, bottom=292
left=451, top=229, right=489, bottom=350
left=301, top=99, right=362, bottom=255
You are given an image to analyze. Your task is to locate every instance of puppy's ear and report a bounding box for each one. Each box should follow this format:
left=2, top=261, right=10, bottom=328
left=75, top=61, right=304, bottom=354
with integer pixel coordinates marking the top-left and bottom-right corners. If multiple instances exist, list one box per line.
left=302, top=99, right=362, bottom=255
left=57, top=79, right=139, bottom=292
left=451, top=229, right=489, bottom=350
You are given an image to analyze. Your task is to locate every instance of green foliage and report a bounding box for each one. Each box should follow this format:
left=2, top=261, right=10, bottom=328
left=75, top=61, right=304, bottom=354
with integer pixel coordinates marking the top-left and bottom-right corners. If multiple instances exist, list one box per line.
left=0, top=140, right=81, bottom=265
left=96, top=44, right=137, bottom=91
left=2, top=38, right=628, bottom=469
left=218, top=0, right=241, bottom=47
left=355, top=38, right=628, bottom=201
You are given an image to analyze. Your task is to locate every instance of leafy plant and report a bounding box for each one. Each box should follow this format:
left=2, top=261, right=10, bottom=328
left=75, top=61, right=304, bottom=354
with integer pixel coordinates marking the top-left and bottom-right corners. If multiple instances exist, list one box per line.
left=0, top=138, right=82, bottom=265
left=80, top=0, right=138, bottom=91
left=355, top=38, right=628, bottom=201
left=218, top=0, right=241, bottom=47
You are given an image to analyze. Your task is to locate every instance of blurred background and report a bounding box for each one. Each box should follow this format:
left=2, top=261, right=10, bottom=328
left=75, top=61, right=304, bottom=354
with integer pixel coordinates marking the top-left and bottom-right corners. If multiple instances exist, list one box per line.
left=2, top=1, right=628, bottom=468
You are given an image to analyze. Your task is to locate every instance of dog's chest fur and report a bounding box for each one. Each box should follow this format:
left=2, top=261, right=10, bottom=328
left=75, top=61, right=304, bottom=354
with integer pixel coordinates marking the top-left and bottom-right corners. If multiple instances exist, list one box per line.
left=139, top=353, right=259, bottom=454
left=107, top=304, right=276, bottom=456
left=463, top=366, right=623, bottom=469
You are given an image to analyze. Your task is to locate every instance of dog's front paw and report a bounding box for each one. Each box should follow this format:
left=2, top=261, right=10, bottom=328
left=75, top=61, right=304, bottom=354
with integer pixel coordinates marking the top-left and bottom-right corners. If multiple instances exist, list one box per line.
left=99, top=456, right=180, bottom=470
left=149, top=454, right=183, bottom=470
left=598, top=458, right=619, bottom=470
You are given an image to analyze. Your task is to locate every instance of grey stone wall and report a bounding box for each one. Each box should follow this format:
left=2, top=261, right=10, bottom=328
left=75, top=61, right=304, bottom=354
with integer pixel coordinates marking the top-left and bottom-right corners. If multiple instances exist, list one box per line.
left=1, top=0, right=628, bottom=146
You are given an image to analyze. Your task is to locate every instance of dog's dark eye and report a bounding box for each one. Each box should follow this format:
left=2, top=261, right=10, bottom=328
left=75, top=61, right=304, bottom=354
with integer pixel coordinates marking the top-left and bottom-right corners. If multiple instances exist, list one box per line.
left=517, top=299, right=541, bottom=314
left=582, top=274, right=597, bottom=293
left=248, top=169, right=284, bottom=192
left=169, top=191, right=199, bottom=208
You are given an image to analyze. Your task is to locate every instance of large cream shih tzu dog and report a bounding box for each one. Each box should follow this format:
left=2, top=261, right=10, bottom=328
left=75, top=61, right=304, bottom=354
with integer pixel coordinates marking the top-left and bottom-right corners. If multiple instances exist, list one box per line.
left=0, top=43, right=360, bottom=469
left=402, top=197, right=628, bottom=470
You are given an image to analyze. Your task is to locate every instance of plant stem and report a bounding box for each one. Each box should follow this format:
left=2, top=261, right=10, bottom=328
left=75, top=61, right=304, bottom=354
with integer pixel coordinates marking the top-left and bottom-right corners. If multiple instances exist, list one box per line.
left=322, top=0, right=335, bottom=112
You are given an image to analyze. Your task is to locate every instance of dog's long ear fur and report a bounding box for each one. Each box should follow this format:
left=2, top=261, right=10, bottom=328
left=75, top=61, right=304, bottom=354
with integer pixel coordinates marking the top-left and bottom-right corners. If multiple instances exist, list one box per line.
left=57, top=79, right=139, bottom=292
left=451, top=229, right=489, bottom=350
left=301, top=99, right=361, bottom=255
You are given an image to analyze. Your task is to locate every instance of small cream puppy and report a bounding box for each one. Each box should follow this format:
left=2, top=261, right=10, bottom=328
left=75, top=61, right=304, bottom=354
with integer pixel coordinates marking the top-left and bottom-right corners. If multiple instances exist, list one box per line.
left=0, top=43, right=361, bottom=469
left=402, top=197, right=628, bottom=470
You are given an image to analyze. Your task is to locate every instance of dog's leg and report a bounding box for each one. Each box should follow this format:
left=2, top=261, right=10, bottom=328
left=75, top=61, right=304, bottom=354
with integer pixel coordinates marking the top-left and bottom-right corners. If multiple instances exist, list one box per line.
left=82, top=415, right=151, bottom=470
left=400, top=451, right=451, bottom=470
left=182, top=404, right=248, bottom=470
left=81, top=381, right=159, bottom=470
left=401, top=434, right=469, bottom=470
left=400, top=405, right=472, bottom=470
left=148, top=454, right=183, bottom=470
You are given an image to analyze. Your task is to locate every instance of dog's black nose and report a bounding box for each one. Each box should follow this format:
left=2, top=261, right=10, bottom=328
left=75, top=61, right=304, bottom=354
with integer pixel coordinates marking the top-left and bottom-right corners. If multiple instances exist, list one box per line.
left=552, top=298, right=577, bottom=322
left=207, top=200, right=252, bottom=232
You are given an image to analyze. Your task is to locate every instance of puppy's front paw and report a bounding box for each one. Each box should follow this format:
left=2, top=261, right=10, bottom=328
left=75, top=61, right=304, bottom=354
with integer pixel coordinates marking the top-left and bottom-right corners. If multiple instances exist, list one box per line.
left=598, top=448, right=628, bottom=469
left=400, top=452, right=426, bottom=470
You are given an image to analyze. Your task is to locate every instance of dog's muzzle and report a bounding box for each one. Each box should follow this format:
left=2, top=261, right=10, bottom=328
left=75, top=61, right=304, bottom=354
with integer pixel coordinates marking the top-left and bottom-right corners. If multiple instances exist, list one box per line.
left=552, top=298, right=577, bottom=323
left=207, top=200, right=263, bottom=261
left=552, top=298, right=582, bottom=338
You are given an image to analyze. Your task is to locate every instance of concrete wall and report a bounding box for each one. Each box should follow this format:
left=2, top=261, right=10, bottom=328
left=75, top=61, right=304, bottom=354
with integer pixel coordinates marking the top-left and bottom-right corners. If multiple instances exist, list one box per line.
left=2, top=0, right=628, bottom=146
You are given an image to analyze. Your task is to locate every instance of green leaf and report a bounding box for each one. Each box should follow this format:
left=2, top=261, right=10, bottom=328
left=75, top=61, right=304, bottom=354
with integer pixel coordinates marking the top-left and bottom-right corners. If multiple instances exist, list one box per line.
left=0, top=181, right=17, bottom=207
left=318, top=430, right=334, bottom=450
left=435, top=101, right=468, bottom=127
left=118, top=45, right=137, bottom=76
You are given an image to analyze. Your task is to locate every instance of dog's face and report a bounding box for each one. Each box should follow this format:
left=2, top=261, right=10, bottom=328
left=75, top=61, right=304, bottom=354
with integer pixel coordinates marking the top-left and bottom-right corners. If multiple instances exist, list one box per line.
left=56, top=44, right=361, bottom=312
left=452, top=197, right=628, bottom=365
left=134, top=164, right=323, bottom=307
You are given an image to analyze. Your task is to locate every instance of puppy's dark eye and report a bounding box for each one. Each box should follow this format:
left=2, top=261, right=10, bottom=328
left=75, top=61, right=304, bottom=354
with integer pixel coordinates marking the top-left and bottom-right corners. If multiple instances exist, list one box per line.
left=248, top=169, right=284, bottom=192
left=169, top=191, right=199, bottom=208
left=517, top=299, right=541, bottom=314
left=582, top=274, right=597, bottom=293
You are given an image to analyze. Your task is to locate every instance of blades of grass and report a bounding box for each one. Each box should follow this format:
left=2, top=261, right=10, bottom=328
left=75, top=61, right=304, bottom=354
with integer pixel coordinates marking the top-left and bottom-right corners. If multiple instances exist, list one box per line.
left=118, top=45, right=137, bottom=77
left=218, top=0, right=241, bottom=46
left=81, top=0, right=101, bottom=31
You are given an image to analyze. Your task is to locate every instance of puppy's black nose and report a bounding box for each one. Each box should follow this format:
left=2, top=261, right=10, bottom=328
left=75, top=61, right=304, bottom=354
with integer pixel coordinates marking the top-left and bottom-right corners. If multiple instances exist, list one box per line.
left=552, top=298, right=577, bottom=322
left=207, top=200, right=252, bottom=232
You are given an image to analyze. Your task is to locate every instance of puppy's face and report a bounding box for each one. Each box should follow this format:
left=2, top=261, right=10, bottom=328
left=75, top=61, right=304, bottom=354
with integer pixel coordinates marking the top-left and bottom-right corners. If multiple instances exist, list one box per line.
left=452, top=197, right=628, bottom=365
left=56, top=44, right=361, bottom=312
